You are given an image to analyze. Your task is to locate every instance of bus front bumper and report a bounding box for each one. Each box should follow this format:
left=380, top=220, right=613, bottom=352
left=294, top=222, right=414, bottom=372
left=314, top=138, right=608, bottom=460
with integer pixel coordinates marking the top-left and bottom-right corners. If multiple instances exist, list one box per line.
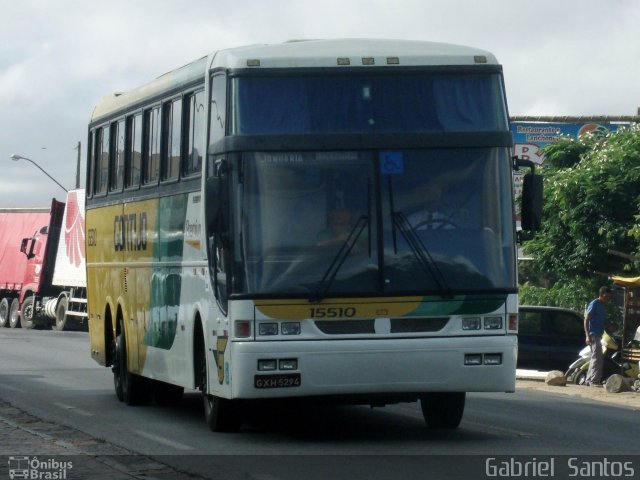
left=227, top=335, right=517, bottom=400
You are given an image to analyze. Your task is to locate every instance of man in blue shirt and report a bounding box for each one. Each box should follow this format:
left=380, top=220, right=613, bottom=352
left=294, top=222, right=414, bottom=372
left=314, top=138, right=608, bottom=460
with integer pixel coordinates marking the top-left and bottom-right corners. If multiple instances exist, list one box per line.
left=584, top=286, right=612, bottom=386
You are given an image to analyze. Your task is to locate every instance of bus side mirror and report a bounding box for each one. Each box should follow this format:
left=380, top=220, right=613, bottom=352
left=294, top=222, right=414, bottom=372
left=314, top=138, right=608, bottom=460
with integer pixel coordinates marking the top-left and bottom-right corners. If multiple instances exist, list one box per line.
left=521, top=173, right=543, bottom=232
left=20, top=238, right=28, bottom=254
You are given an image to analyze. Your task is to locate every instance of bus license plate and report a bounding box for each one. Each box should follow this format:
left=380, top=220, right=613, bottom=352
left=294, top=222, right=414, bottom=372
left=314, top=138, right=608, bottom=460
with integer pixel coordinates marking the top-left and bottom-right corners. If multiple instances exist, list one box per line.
left=255, top=374, right=301, bottom=389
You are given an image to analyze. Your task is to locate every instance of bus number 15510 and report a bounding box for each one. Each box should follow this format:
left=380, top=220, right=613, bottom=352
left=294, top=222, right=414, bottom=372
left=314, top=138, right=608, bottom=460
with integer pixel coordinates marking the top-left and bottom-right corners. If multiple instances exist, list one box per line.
left=309, top=307, right=356, bottom=318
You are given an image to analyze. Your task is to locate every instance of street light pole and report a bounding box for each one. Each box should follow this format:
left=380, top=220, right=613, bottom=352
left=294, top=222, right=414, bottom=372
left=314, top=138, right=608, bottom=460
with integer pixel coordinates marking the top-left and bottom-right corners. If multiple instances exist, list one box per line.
left=10, top=153, right=68, bottom=193
left=74, top=141, right=81, bottom=189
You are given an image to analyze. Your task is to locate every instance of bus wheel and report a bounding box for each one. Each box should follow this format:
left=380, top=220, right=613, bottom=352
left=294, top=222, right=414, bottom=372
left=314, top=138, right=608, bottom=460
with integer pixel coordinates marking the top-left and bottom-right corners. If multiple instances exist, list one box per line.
left=203, top=393, right=242, bottom=433
left=113, top=333, right=125, bottom=401
left=0, top=298, right=9, bottom=327
left=21, top=296, right=36, bottom=329
left=53, top=297, right=68, bottom=331
left=420, top=392, right=465, bottom=429
left=198, top=344, right=241, bottom=432
left=114, top=324, right=152, bottom=406
left=9, top=298, right=20, bottom=328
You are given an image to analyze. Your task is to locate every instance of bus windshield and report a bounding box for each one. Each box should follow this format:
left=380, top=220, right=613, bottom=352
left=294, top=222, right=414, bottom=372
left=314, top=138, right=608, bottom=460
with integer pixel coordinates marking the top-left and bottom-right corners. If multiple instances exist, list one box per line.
left=232, top=148, right=516, bottom=297
left=231, top=72, right=508, bottom=134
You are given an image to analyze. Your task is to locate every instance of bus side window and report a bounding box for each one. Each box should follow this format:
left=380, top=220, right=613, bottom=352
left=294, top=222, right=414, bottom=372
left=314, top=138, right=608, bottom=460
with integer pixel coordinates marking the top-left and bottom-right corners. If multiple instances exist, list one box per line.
left=125, top=113, right=142, bottom=188
left=214, top=239, right=229, bottom=313
left=86, top=130, right=94, bottom=197
left=94, top=126, right=109, bottom=195
left=209, top=74, right=226, bottom=145
left=143, top=107, right=161, bottom=185
left=184, top=90, right=205, bottom=176
left=110, top=119, right=125, bottom=191
left=161, top=98, right=181, bottom=181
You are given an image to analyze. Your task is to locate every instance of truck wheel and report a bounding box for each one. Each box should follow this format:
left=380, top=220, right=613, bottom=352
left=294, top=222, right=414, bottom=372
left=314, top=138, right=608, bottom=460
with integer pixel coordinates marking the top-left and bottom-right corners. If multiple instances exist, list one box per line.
left=21, top=296, right=36, bottom=329
left=53, top=297, right=68, bottom=331
left=9, top=298, right=20, bottom=328
left=420, top=392, right=466, bottom=429
left=0, top=298, right=9, bottom=327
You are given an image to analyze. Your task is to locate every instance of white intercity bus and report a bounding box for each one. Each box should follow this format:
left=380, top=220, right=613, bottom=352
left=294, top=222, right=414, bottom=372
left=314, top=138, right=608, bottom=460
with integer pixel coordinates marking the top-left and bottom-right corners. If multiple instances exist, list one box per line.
left=85, top=39, right=541, bottom=431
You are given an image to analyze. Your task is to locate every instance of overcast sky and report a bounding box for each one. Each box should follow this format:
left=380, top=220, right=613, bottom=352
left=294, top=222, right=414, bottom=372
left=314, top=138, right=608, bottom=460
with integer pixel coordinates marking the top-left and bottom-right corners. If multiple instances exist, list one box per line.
left=1, top=0, right=638, bottom=207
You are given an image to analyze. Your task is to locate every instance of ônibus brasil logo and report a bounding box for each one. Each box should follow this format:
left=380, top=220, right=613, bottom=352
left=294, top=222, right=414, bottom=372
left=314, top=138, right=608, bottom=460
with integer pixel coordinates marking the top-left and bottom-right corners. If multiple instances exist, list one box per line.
left=64, top=191, right=85, bottom=268
left=7, top=456, right=73, bottom=479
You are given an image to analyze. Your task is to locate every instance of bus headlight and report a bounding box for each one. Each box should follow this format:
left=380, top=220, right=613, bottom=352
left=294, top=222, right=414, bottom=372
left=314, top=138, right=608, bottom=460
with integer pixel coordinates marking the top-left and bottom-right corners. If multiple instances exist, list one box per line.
left=258, top=359, right=277, bottom=371
left=279, top=359, right=298, bottom=370
left=259, top=323, right=278, bottom=336
left=281, top=322, right=301, bottom=335
left=464, top=354, right=483, bottom=365
left=484, top=316, right=502, bottom=330
left=484, top=354, right=502, bottom=365
left=462, top=317, right=481, bottom=330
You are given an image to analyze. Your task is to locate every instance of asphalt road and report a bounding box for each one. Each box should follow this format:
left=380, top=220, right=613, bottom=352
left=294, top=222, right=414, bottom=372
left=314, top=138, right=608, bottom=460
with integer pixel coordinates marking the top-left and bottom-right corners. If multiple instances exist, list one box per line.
left=1, top=328, right=639, bottom=479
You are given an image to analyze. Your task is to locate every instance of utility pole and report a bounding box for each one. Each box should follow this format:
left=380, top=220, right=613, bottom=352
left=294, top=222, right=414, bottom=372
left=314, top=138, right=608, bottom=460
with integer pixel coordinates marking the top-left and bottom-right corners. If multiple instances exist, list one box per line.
left=75, top=141, right=81, bottom=188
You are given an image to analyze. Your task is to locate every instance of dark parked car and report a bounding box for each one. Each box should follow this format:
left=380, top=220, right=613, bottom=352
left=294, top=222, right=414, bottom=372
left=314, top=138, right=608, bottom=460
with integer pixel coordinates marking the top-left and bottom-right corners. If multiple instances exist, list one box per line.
left=518, top=306, right=585, bottom=371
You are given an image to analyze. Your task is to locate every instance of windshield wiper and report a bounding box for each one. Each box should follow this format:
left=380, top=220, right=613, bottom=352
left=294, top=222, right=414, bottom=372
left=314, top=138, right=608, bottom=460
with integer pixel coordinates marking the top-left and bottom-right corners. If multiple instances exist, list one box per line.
left=392, top=211, right=452, bottom=298
left=310, top=215, right=369, bottom=302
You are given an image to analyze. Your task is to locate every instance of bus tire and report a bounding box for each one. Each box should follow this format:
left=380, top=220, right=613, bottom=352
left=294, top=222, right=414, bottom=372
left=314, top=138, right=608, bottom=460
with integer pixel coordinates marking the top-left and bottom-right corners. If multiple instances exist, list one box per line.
left=53, top=297, right=68, bottom=331
left=204, top=394, right=242, bottom=433
left=420, top=392, right=465, bottom=429
left=197, top=338, right=241, bottom=432
left=9, top=298, right=20, bottom=328
left=114, top=324, right=152, bottom=406
left=0, top=298, right=9, bottom=327
left=21, top=296, right=36, bottom=330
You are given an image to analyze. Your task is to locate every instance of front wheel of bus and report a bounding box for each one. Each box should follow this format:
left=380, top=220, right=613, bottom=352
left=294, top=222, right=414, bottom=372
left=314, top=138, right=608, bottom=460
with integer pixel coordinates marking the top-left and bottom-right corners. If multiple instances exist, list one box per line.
left=420, top=392, right=465, bottom=429
left=203, top=394, right=241, bottom=432
left=198, top=344, right=241, bottom=432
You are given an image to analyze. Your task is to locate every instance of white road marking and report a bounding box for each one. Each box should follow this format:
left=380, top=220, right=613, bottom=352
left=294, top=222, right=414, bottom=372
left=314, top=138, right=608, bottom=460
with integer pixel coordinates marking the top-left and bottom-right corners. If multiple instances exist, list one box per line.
left=52, top=402, right=94, bottom=417
left=133, top=429, right=195, bottom=451
left=464, top=420, right=538, bottom=438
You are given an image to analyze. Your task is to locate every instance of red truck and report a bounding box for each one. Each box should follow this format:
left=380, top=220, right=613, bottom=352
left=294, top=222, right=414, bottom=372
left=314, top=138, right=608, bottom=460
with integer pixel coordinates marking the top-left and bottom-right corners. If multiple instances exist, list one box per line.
left=0, top=190, right=87, bottom=330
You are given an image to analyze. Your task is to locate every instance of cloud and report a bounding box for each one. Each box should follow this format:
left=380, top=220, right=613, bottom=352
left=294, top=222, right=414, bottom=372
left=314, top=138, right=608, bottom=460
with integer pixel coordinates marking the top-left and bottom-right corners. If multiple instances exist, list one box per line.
left=1, top=0, right=639, bottom=206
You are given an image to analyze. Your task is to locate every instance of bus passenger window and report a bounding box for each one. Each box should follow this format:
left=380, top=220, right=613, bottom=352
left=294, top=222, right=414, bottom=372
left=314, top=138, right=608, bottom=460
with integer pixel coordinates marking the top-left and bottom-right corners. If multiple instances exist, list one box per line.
left=94, top=126, right=109, bottom=195
left=126, top=114, right=142, bottom=188
left=143, top=107, right=161, bottom=184
left=110, top=119, right=125, bottom=191
left=184, top=90, right=204, bottom=176
left=86, top=130, right=94, bottom=197
left=161, top=99, right=181, bottom=181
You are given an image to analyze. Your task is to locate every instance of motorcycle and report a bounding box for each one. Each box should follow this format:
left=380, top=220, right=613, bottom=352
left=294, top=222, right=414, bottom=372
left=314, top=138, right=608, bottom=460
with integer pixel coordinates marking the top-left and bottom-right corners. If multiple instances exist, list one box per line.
left=565, top=331, right=639, bottom=385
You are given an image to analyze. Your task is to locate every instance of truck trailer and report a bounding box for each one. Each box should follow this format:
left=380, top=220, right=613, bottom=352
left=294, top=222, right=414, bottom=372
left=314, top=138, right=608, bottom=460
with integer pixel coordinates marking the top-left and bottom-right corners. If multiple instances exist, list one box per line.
left=0, top=190, right=87, bottom=330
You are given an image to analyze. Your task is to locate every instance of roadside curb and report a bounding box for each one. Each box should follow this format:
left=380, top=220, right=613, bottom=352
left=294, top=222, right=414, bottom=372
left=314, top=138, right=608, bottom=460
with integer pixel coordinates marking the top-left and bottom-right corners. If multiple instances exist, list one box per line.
left=516, top=378, right=640, bottom=410
left=516, top=369, right=547, bottom=381
left=0, top=399, right=204, bottom=479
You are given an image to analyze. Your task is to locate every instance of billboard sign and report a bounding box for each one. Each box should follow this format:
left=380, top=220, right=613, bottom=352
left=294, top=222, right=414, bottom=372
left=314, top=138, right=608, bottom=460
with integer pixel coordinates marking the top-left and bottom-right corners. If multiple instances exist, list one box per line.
left=511, top=122, right=626, bottom=195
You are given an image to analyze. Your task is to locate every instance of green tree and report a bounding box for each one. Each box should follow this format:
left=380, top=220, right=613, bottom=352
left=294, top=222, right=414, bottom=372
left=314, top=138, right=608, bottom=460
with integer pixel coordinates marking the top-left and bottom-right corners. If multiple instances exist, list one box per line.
left=521, top=125, right=640, bottom=314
